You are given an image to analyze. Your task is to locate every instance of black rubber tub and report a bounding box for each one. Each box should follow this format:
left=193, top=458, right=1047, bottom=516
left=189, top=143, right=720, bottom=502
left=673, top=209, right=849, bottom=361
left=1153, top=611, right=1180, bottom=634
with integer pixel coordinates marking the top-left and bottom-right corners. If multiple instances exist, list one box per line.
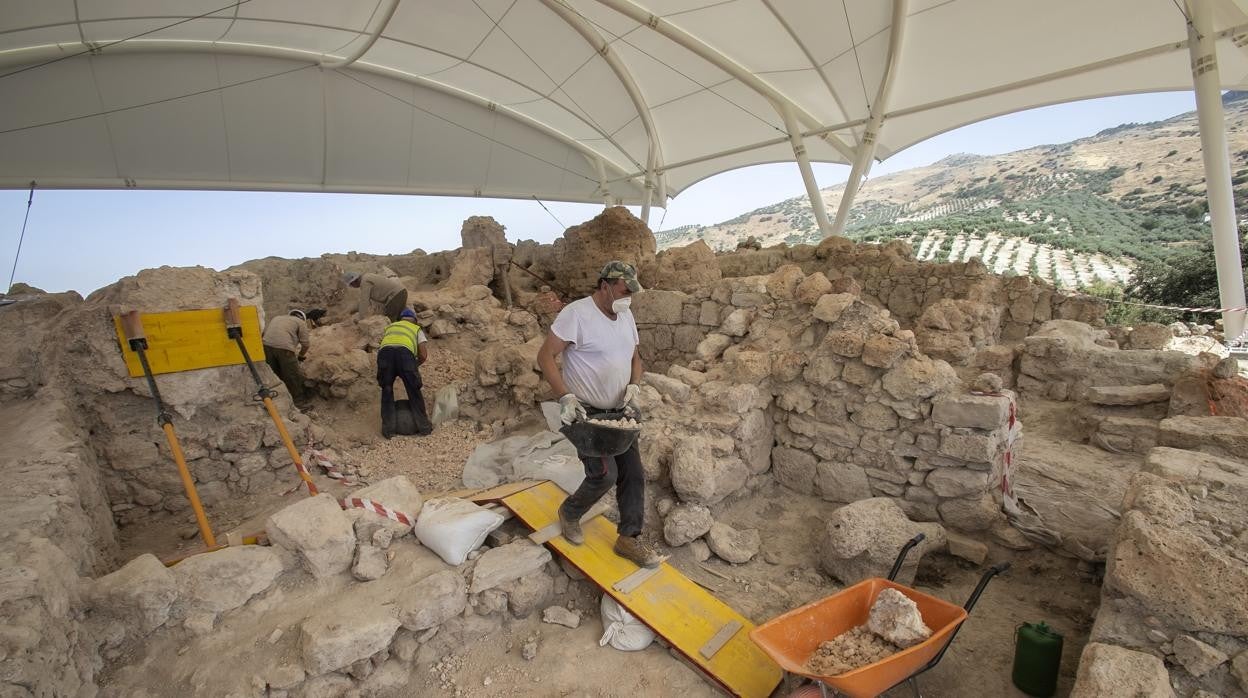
left=559, top=410, right=640, bottom=457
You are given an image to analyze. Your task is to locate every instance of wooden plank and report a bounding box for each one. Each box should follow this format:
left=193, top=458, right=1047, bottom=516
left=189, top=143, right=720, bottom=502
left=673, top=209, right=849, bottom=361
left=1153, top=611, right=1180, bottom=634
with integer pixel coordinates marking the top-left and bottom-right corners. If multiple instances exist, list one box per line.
left=437, top=480, right=543, bottom=503
left=612, top=565, right=661, bottom=593
left=500, top=482, right=782, bottom=698
left=699, top=620, right=743, bottom=660
left=528, top=499, right=611, bottom=544
left=112, top=306, right=264, bottom=377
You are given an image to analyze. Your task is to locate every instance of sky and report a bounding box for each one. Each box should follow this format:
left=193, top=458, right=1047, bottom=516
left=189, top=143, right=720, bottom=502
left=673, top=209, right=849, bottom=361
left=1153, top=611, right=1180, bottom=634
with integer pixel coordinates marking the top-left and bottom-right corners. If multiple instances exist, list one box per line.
left=1, top=91, right=1199, bottom=296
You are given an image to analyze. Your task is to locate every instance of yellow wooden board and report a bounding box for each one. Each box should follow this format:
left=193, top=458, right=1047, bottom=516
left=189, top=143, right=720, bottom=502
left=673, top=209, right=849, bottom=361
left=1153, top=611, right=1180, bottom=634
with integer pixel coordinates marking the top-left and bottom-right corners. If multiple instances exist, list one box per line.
left=113, top=306, right=264, bottom=377
left=502, top=481, right=782, bottom=698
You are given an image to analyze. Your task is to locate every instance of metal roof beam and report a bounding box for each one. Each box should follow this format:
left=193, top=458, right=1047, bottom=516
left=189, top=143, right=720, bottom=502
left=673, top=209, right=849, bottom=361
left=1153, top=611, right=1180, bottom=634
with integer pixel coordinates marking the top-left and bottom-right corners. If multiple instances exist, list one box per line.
left=830, top=0, right=908, bottom=236
left=591, top=0, right=856, bottom=161
left=320, top=0, right=401, bottom=70
left=541, top=0, right=666, bottom=208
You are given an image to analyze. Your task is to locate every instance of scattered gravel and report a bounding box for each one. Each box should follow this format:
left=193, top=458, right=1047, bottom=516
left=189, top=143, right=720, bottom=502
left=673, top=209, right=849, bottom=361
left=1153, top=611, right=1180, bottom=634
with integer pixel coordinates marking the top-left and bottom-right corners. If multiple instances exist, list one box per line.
left=354, top=418, right=491, bottom=492
left=585, top=417, right=640, bottom=429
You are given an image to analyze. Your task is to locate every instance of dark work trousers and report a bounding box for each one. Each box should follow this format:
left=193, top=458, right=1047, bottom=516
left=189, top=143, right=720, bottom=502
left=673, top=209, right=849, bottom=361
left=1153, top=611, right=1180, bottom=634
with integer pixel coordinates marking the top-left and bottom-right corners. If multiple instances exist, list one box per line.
left=560, top=408, right=645, bottom=537
left=382, top=289, right=409, bottom=322
left=264, top=345, right=305, bottom=402
left=376, top=346, right=431, bottom=436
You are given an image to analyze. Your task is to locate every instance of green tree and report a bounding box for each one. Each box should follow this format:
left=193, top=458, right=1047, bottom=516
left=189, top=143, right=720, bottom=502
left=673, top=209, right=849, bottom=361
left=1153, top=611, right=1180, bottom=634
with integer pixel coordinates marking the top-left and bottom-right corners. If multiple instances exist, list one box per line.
left=1126, top=232, right=1248, bottom=322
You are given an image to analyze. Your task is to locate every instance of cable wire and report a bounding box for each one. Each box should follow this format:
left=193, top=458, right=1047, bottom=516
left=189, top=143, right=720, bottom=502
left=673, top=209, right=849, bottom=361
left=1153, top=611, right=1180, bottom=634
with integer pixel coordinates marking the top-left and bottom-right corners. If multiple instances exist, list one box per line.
left=0, top=0, right=252, bottom=81
left=7, top=182, right=36, bottom=294
left=532, top=195, right=567, bottom=229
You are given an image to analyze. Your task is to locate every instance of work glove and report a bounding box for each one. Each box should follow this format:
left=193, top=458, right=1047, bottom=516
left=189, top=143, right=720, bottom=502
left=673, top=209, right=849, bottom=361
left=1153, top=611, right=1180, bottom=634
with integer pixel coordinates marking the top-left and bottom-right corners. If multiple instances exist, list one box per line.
left=559, top=393, right=587, bottom=425
left=621, top=383, right=641, bottom=418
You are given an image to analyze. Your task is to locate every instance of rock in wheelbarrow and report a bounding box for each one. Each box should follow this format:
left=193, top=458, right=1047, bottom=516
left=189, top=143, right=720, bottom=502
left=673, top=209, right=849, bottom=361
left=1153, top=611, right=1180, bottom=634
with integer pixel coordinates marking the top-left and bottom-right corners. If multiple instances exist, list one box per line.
left=867, top=588, right=932, bottom=648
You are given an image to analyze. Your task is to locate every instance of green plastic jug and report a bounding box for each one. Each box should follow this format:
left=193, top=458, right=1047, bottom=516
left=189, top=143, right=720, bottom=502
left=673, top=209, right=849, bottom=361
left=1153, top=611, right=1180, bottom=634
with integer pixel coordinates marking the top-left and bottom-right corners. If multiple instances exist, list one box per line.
left=1011, top=621, right=1063, bottom=697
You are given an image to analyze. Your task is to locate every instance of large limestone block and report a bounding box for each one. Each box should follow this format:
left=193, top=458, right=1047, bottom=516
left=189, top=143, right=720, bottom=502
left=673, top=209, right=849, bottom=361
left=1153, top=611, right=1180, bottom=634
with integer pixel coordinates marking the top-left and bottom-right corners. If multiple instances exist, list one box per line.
left=937, top=494, right=1006, bottom=532
left=706, top=522, right=760, bottom=564
left=1172, top=634, right=1228, bottom=677
left=174, top=546, right=283, bottom=618
left=1069, top=643, right=1175, bottom=698
left=671, top=437, right=749, bottom=504
left=924, top=468, right=989, bottom=498
left=266, top=493, right=356, bottom=578
left=938, top=430, right=1001, bottom=464
left=346, top=476, right=424, bottom=537
left=469, top=541, right=551, bottom=594
left=90, top=553, right=179, bottom=634
left=664, top=504, right=713, bottom=546
left=932, top=394, right=1011, bottom=430
left=695, top=333, right=732, bottom=362
left=648, top=240, right=720, bottom=293
left=631, top=289, right=685, bottom=325
left=812, top=293, right=855, bottom=323
left=1087, top=384, right=1170, bottom=406
left=795, top=273, right=832, bottom=305
left=772, top=446, right=818, bottom=494
left=882, top=358, right=958, bottom=402
left=821, top=498, right=946, bottom=586
left=1158, top=416, right=1248, bottom=459
left=1143, top=447, right=1248, bottom=488
left=301, top=599, right=400, bottom=675
left=398, top=570, right=468, bottom=631
left=1106, top=509, right=1248, bottom=635
left=1127, top=323, right=1173, bottom=350
left=816, top=460, right=872, bottom=503
left=642, top=371, right=691, bottom=403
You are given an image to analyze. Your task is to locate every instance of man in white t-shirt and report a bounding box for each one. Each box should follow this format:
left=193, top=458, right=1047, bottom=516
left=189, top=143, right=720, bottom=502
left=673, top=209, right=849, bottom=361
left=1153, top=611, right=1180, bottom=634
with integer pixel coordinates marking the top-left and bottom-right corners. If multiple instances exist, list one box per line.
left=536, top=261, right=662, bottom=568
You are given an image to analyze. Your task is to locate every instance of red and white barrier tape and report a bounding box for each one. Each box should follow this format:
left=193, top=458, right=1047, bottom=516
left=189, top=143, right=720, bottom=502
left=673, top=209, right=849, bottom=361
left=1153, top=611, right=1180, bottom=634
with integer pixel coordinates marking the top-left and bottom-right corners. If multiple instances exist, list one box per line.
left=1088, top=297, right=1247, bottom=315
left=303, top=448, right=360, bottom=486
left=339, top=497, right=415, bottom=527
left=970, top=390, right=1021, bottom=502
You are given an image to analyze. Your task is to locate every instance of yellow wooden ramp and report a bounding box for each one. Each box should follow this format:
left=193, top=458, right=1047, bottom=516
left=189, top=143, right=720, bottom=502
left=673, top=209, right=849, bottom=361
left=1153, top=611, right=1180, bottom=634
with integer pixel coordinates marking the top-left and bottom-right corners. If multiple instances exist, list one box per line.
left=502, top=481, right=782, bottom=698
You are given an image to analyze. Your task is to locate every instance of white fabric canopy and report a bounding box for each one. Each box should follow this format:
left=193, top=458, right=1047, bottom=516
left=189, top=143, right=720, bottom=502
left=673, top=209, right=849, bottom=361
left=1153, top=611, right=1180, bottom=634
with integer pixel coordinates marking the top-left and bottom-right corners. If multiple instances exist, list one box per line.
left=2, top=0, right=1248, bottom=204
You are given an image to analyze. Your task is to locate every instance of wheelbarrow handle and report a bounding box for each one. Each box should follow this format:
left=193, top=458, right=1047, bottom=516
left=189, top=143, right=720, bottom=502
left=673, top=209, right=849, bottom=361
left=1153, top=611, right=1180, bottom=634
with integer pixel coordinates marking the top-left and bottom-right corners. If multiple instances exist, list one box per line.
left=964, top=561, right=1010, bottom=611
left=886, top=533, right=927, bottom=581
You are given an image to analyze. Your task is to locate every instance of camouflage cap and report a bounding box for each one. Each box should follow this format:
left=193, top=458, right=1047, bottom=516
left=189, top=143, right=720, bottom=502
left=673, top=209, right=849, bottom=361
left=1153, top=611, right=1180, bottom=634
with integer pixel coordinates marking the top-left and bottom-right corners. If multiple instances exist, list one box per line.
left=599, top=260, right=643, bottom=293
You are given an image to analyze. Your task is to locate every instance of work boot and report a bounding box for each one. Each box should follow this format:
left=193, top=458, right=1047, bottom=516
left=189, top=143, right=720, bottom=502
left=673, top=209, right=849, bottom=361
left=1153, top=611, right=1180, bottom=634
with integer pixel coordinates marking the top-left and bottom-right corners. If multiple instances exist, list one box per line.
left=558, top=505, right=584, bottom=545
left=614, top=535, right=664, bottom=568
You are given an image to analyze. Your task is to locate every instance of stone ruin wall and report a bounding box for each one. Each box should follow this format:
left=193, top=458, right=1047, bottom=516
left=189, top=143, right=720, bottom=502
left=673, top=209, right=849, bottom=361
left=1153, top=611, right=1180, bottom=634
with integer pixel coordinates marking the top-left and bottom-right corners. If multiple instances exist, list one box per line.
left=708, top=237, right=1105, bottom=364
left=630, top=264, right=1016, bottom=538
left=1071, top=447, right=1248, bottom=697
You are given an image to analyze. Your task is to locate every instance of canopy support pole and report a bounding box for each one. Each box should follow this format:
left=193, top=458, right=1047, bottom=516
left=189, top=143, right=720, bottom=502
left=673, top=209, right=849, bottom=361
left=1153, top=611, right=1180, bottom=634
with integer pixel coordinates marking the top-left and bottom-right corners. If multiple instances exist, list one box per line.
left=779, top=105, right=832, bottom=237
left=592, top=156, right=611, bottom=207
left=830, top=0, right=908, bottom=237
left=1188, top=0, right=1247, bottom=342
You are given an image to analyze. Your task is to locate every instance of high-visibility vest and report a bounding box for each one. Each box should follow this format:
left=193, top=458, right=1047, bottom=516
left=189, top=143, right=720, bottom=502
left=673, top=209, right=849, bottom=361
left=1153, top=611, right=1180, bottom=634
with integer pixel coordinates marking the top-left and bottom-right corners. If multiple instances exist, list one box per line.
left=379, top=320, right=421, bottom=355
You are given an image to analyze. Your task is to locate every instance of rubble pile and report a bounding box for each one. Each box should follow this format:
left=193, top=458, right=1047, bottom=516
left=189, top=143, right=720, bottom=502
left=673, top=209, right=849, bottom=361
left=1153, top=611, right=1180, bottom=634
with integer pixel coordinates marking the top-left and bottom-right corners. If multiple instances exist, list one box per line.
left=79, top=476, right=609, bottom=697
left=1073, top=443, right=1248, bottom=697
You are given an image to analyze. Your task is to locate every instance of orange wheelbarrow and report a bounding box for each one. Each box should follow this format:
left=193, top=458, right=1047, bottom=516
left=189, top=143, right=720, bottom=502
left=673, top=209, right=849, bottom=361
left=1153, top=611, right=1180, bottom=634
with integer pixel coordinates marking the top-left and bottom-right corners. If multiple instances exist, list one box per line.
left=751, top=534, right=1009, bottom=698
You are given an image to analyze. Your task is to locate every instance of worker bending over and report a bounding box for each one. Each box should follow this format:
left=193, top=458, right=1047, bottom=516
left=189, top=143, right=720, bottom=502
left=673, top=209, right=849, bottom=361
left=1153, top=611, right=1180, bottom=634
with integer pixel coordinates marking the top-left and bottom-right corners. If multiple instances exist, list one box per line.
left=344, top=271, right=408, bottom=322
left=262, top=309, right=311, bottom=405
left=377, top=308, right=432, bottom=439
left=537, top=261, right=661, bottom=568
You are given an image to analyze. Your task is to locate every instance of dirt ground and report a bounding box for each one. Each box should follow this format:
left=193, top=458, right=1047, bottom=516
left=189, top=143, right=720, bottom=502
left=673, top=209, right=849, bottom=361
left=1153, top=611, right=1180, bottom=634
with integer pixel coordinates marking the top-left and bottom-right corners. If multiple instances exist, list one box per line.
left=111, top=391, right=1121, bottom=697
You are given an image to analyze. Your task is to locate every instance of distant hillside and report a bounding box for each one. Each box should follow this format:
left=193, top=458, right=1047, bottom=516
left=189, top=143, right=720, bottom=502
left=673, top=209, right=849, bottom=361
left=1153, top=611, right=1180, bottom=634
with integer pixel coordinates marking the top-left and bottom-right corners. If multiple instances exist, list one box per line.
left=656, top=92, right=1248, bottom=289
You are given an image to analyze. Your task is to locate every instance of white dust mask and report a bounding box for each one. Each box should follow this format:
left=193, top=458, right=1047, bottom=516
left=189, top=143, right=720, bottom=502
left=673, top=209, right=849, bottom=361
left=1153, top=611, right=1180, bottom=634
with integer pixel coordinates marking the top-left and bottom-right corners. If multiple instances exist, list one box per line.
left=611, top=296, right=632, bottom=314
